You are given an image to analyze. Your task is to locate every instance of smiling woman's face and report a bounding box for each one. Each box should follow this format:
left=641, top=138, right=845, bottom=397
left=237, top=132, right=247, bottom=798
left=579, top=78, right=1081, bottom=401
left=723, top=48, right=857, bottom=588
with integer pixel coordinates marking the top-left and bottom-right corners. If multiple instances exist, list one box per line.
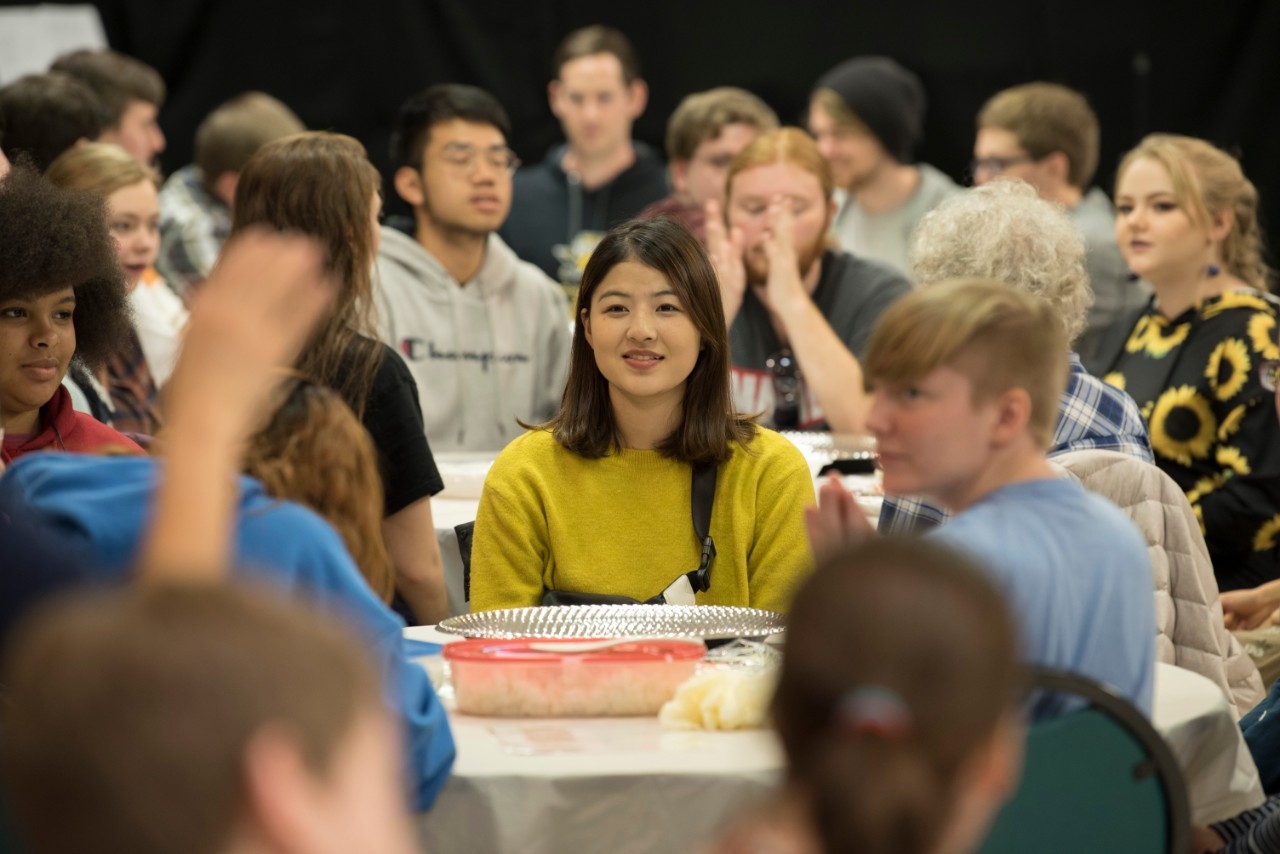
left=0, top=287, right=76, bottom=434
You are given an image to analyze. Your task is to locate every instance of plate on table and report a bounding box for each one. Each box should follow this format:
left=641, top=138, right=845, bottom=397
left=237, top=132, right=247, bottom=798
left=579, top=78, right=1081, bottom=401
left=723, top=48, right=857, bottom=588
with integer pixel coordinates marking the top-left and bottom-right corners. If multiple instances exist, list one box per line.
left=438, top=604, right=787, bottom=641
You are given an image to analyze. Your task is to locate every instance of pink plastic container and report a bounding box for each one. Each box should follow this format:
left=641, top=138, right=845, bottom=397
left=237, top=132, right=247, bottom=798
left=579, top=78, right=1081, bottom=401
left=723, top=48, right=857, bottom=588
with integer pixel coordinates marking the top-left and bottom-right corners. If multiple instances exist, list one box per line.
left=444, top=638, right=706, bottom=717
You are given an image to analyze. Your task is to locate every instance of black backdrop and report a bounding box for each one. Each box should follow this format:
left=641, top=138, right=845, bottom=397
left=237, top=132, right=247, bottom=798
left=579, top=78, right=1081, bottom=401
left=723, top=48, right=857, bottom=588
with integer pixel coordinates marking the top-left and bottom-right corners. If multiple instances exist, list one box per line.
left=89, top=0, right=1280, bottom=257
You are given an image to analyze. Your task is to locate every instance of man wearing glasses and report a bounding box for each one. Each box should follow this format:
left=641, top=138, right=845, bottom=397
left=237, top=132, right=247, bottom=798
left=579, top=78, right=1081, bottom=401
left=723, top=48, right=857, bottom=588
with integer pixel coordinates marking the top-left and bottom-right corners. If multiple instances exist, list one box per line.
left=974, top=82, right=1150, bottom=362
left=375, top=84, right=570, bottom=453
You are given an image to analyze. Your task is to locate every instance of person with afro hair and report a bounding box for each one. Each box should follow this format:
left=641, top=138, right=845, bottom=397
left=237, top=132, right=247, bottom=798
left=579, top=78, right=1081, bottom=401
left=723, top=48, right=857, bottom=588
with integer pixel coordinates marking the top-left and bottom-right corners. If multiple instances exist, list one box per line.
left=1, top=165, right=141, bottom=463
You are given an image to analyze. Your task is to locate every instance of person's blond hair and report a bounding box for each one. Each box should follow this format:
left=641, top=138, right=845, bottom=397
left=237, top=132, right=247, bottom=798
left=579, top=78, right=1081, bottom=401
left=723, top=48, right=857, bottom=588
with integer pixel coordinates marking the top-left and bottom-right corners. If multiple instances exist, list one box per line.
left=909, top=180, right=1093, bottom=345
left=46, top=141, right=160, bottom=197
left=977, top=83, right=1099, bottom=189
left=1117, top=134, right=1271, bottom=292
left=726, top=127, right=834, bottom=203
left=863, top=278, right=1068, bottom=449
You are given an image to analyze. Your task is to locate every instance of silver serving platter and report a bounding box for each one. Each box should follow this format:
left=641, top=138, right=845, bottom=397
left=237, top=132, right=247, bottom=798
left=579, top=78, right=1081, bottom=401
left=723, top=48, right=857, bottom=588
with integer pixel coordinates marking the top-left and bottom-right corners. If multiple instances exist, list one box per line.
left=437, top=604, right=786, bottom=640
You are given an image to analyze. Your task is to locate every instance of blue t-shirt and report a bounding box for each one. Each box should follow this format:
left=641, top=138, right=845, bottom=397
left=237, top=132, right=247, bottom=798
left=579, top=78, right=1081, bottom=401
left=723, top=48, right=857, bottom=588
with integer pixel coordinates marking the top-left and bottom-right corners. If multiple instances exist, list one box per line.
left=931, top=478, right=1156, bottom=717
left=0, top=453, right=455, bottom=810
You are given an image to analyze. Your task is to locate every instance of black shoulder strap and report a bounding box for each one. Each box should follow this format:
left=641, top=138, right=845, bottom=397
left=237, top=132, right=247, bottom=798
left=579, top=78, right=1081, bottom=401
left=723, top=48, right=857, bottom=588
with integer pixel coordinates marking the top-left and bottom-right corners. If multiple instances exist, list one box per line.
left=687, top=464, right=717, bottom=593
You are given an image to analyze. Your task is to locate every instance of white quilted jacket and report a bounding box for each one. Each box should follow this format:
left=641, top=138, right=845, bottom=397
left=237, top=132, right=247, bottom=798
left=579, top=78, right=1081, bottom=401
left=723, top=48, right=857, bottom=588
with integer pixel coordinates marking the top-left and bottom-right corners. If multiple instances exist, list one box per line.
left=1052, top=449, right=1263, bottom=718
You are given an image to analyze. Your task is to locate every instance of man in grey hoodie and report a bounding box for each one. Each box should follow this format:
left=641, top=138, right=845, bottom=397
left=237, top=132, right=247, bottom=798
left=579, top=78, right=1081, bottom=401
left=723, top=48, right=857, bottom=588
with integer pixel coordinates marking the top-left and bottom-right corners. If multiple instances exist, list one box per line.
left=376, top=84, right=570, bottom=453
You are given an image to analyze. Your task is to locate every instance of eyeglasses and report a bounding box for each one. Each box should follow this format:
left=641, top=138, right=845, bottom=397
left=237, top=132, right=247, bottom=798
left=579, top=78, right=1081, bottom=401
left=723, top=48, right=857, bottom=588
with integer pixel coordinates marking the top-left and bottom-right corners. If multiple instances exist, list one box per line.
left=970, top=155, right=1035, bottom=177
left=436, top=142, right=521, bottom=175
left=1261, top=359, right=1280, bottom=393
left=766, top=348, right=802, bottom=429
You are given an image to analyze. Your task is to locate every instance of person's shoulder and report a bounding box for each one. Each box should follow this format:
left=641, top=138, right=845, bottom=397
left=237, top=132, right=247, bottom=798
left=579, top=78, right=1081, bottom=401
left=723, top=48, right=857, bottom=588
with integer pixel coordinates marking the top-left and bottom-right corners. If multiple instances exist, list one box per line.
left=485, top=233, right=562, bottom=295
left=65, top=411, right=146, bottom=456
left=915, top=162, right=960, bottom=202
left=487, top=429, right=563, bottom=481
left=729, top=427, right=811, bottom=478
left=825, top=250, right=913, bottom=293
left=512, top=147, right=566, bottom=191
left=3, top=451, right=150, bottom=492
left=1202, top=288, right=1280, bottom=324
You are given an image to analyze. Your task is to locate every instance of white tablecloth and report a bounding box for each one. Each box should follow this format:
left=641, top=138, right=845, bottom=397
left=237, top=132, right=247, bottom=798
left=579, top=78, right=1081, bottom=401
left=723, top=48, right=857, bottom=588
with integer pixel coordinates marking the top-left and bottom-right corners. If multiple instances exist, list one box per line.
left=409, top=630, right=1259, bottom=852
left=1152, top=662, right=1263, bottom=824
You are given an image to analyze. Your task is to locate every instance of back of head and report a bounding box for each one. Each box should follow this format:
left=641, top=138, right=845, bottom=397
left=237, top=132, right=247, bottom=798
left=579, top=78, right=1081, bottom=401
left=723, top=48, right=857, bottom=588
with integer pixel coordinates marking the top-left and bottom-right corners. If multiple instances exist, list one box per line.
left=194, top=92, right=305, bottom=185
left=0, top=165, right=131, bottom=369
left=773, top=538, right=1020, bottom=854
left=909, top=180, right=1092, bottom=345
left=232, top=131, right=382, bottom=407
left=1118, top=133, right=1272, bottom=291
left=389, top=83, right=511, bottom=173
left=1, top=583, right=381, bottom=854
left=50, top=48, right=166, bottom=123
left=554, top=216, right=752, bottom=465
left=811, top=56, right=925, bottom=163
left=727, top=127, right=834, bottom=203
left=0, top=72, right=108, bottom=171
left=553, top=24, right=641, bottom=83
left=46, top=140, right=161, bottom=197
left=978, top=83, right=1099, bottom=189
left=864, top=277, right=1068, bottom=449
left=243, top=378, right=394, bottom=602
left=664, top=87, right=778, bottom=163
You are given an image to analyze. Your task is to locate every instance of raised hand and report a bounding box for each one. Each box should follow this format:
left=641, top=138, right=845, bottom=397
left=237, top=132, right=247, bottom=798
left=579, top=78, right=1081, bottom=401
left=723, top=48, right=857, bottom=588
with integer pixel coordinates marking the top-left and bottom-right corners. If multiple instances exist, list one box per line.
left=705, top=198, right=746, bottom=324
left=804, top=474, right=876, bottom=563
left=761, top=197, right=807, bottom=315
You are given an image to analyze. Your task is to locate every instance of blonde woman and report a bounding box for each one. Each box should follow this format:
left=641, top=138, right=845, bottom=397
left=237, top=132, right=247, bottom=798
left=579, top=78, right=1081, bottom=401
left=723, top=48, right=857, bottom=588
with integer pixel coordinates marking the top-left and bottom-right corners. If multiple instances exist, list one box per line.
left=1093, top=134, right=1280, bottom=590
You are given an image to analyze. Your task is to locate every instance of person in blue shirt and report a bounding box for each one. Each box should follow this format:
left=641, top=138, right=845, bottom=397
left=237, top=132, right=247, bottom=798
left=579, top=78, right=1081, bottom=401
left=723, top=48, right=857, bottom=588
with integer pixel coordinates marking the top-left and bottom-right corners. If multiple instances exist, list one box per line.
left=808, top=278, right=1156, bottom=717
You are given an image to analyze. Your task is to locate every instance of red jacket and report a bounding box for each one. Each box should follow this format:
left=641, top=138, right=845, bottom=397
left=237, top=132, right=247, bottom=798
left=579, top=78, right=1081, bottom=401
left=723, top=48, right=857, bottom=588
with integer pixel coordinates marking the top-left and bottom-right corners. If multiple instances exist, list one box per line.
left=1, top=386, right=144, bottom=465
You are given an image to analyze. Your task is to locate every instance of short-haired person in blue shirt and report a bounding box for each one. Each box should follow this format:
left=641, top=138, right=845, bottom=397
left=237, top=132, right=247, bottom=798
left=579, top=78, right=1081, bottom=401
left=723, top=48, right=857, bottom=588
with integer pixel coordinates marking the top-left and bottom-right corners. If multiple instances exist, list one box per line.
left=878, top=179, right=1153, bottom=535
left=808, top=278, right=1156, bottom=717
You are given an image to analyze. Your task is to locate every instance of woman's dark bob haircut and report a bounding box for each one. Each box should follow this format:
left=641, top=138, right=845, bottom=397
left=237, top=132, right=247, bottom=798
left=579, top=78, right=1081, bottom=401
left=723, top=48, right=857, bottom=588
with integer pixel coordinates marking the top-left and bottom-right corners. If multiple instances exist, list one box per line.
left=546, top=216, right=755, bottom=466
left=0, top=164, right=131, bottom=369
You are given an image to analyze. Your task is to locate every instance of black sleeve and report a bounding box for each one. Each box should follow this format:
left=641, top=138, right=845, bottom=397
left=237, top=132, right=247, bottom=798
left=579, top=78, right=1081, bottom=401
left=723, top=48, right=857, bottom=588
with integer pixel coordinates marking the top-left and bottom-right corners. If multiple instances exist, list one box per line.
left=362, top=344, right=444, bottom=516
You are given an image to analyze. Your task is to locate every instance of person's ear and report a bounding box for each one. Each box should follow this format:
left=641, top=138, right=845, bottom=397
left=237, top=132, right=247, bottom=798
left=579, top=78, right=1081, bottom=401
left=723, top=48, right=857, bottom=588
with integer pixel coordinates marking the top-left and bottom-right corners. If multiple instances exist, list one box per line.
left=1209, top=205, right=1235, bottom=244
left=548, top=80, right=564, bottom=119
left=627, top=79, right=649, bottom=119
left=990, top=387, right=1033, bottom=446
left=241, top=724, right=325, bottom=851
left=581, top=306, right=593, bottom=347
left=670, top=160, right=690, bottom=196
left=1043, top=151, right=1071, bottom=185
left=394, top=166, right=425, bottom=207
left=213, top=171, right=240, bottom=209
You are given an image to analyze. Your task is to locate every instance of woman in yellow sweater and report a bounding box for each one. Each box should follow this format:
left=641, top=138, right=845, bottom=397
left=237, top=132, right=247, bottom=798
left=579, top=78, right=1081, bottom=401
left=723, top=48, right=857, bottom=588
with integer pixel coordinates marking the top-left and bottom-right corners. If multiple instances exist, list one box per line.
left=470, top=217, right=816, bottom=613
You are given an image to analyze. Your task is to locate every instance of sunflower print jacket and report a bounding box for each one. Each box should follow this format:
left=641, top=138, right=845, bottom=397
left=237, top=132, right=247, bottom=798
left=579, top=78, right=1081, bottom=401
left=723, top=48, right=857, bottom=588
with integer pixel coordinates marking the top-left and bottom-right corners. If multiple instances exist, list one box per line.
left=1097, top=289, right=1280, bottom=591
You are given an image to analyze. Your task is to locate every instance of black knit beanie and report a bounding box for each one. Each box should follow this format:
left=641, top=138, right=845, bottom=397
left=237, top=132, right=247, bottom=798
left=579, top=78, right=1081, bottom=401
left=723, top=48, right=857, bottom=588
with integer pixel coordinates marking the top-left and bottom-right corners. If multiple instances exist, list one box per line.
left=813, top=56, right=925, bottom=163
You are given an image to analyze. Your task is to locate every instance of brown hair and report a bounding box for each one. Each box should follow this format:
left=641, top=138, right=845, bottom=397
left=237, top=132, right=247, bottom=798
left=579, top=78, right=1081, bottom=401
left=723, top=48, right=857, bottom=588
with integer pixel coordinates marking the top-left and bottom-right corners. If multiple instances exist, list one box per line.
left=863, top=278, right=1068, bottom=449
left=46, top=140, right=161, bottom=196
left=553, top=25, right=641, bottom=83
left=243, top=378, right=394, bottom=602
left=665, top=87, right=778, bottom=162
left=545, top=217, right=755, bottom=465
left=727, top=127, right=835, bottom=204
left=231, top=132, right=383, bottom=415
left=1, top=584, right=380, bottom=854
left=978, top=83, right=1099, bottom=189
left=773, top=537, right=1020, bottom=854
left=50, top=49, right=166, bottom=123
left=0, top=72, right=108, bottom=172
left=194, top=92, right=305, bottom=185
left=1116, top=133, right=1272, bottom=292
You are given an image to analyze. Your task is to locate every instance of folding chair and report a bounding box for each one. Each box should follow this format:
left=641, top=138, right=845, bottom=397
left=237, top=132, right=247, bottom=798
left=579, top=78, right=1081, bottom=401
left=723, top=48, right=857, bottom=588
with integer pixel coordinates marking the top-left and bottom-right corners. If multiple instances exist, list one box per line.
left=978, top=666, right=1191, bottom=854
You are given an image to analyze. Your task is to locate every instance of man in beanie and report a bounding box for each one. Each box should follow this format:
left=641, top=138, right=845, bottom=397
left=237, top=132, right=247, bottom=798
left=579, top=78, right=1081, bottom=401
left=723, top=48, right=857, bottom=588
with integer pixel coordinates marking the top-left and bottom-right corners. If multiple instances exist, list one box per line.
left=808, top=56, right=959, bottom=276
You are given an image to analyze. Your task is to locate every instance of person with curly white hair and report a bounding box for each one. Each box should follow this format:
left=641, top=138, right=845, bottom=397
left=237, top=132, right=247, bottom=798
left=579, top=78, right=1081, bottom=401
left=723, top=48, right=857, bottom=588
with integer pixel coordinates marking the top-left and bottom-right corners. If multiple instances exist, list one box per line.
left=879, top=179, right=1153, bottom=533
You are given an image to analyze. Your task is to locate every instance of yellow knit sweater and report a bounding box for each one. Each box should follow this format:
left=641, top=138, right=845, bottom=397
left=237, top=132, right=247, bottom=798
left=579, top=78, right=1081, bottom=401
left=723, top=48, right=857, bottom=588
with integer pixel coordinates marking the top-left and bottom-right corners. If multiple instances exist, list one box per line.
left=469, top=427, right=816, bottom=613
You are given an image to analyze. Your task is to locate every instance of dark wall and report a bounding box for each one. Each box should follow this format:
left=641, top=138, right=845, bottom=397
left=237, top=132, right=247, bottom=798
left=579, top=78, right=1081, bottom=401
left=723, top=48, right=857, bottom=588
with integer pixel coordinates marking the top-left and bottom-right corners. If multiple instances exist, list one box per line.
left=93, top=0, right=1280, bottom=258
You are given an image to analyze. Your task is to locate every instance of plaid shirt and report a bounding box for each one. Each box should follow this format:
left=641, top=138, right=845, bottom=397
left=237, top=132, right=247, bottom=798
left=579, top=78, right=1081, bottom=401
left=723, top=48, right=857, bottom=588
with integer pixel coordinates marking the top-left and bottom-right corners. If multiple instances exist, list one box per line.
left=878, top=354, right=1154, bottom=533
left=156, top=164, right=231, bottom=297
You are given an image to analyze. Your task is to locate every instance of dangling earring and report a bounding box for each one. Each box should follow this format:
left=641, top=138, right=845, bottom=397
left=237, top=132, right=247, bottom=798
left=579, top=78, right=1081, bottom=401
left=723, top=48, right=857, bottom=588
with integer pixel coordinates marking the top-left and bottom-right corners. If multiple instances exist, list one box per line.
left=1126, top=272, right=1141, bottom=282
left=1207, top=264, right=1222, bottom=277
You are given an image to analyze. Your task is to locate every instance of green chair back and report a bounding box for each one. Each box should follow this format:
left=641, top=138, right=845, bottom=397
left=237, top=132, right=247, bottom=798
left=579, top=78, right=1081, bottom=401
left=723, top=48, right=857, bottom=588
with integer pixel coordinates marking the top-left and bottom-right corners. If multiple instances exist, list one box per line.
left=978, top=667, right=1190, bottom=854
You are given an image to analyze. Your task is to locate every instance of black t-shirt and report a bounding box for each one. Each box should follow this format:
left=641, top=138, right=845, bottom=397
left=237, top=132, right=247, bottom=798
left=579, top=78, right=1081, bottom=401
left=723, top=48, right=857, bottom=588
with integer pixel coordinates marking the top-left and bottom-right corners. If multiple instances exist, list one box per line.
left=344, top=338, right=444, bottom=516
